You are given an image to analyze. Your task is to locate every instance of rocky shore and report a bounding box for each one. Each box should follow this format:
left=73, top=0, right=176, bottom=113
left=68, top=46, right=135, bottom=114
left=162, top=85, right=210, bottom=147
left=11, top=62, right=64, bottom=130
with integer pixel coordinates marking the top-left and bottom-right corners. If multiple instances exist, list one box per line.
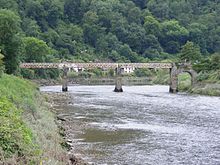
left=42, top=92, right=91, bottom=165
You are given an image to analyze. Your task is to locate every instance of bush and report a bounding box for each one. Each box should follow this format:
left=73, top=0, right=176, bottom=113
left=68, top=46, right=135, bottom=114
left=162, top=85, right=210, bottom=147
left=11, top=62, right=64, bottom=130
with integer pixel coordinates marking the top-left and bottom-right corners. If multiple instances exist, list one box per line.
left=152, top=69, right=170, bottom=85
left=178, top=73, right=191, bottom=91
left=0, top=74, right=67, bottom=164
left=134, top=69, right=152, bottom=77
left=67, top=71, right=78, bottom=78
left=0, top=98, right=34, bottom=158
left=196, top=72, right=210, bottom=82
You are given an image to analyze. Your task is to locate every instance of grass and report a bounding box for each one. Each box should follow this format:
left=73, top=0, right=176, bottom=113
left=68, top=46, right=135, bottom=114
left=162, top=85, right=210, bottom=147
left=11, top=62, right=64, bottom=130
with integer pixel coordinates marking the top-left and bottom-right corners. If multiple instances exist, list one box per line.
left=152, top=69, right=170, bottom=85
left=0, top=74, right=67, bottom=164
left=150, top=69, right=220, bottom=96
left=177, top=71, right=220, bottom=96
left=177, top=73, right=192, bottom=91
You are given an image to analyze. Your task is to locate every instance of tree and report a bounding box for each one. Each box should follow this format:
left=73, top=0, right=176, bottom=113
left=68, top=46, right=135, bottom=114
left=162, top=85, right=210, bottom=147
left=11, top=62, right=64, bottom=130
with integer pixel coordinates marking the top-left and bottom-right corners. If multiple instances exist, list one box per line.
left=0, top=9, right=21, bottom=74
left=108, top=50, right=122, bottom=62
left=131, top=0, right=147, bottom=9
left=210, top=53, right=220, bottom=70
left=96, top=33, right=120, bottom=54
left=147, top=0, right=170, bottom=19
left=180, top=41, right=202, bottom=63
left=127, top=7, right=142, bottom=24
left=188, top=23, right=208, bottom=54
left=0, top=0, right=18, bottom=11
left=125, top=23, right=148, bottom=54
left=161, top=20, right=189, bottom=53
left=144, top=15, right=161, bottom=36
left=82, top=11, right=105, bottom=47
left=55, top=23, right=83, bottom=55
left=118, top=44, right=139, bottom=62
left=64, top=0, right=86, bottom=24
left=161, top=20, right=189, bottom=42
left=22, top=18, right=41, bottom=37
left=110, top=13, right=128, bottom=43
left=25, top=0, right=48, bottom=31
left=0, top=9, right=20, bottom=42
left=23, top=37, right=52, bottom=62
left=42, top=0, right=63, bottom=28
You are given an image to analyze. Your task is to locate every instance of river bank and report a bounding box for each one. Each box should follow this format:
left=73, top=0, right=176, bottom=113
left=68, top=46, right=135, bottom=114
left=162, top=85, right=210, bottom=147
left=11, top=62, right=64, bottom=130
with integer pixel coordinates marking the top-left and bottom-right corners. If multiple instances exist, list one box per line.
left=0, top=74, right=87, bottom=164
left=43, top=92, right=90, bottom=165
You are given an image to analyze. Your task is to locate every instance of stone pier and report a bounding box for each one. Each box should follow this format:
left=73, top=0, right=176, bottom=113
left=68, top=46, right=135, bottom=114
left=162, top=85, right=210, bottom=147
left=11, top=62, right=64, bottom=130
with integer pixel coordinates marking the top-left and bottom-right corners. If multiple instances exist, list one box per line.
left=114, top=67, right=123, bottom=92
left=169, top=63, right=197, bottom=93
left=169, top=65, right=178, bottom=93
left=62, top=67, right=68, bottom=92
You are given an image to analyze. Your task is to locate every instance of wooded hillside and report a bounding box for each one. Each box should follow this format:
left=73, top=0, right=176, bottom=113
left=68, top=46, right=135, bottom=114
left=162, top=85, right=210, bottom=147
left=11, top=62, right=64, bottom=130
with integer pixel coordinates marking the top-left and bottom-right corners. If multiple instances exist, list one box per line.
left=0, top=0, right=220, bottom=75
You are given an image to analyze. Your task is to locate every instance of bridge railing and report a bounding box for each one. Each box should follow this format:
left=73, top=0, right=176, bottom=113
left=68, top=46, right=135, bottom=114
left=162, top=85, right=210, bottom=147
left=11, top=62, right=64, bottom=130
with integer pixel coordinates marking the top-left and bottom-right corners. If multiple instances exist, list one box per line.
left=20, top=62, right=173, bottom=69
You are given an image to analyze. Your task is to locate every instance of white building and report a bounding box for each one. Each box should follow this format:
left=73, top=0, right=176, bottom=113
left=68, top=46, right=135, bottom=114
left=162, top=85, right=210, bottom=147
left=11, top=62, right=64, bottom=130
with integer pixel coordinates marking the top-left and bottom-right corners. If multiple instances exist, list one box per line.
left=121, top=66, right=135, bottom=74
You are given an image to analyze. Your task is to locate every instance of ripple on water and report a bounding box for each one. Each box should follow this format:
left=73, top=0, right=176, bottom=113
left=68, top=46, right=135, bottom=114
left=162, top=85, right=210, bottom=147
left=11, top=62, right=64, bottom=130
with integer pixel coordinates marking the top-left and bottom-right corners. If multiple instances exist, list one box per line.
left=41, top=85, right=220, bottom=165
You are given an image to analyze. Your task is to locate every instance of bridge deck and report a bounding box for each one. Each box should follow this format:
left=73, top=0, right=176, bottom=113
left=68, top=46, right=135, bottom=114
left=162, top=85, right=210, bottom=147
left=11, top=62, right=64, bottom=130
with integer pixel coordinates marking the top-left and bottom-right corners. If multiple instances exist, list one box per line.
left=20, top=63, right=173, bottom=69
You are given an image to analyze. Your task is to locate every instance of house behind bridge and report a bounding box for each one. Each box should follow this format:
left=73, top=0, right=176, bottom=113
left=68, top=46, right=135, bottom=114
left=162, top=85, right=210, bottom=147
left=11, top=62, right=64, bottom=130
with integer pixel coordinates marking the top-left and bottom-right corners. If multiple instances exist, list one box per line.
left=68, top=65, right=135, bottom=74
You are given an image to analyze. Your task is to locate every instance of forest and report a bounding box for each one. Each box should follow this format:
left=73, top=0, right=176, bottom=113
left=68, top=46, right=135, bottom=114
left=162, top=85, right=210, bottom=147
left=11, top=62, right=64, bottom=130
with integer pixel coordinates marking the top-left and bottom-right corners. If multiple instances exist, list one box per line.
left=0, top=0, right=220, bottom=78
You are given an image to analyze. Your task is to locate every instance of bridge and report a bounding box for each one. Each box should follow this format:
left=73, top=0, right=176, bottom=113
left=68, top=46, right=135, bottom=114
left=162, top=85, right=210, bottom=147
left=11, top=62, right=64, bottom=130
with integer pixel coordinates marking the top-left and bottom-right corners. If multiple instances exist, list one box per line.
left=20, top=62, right=197, bottom=93
left=20, top=63, right=173, bottom=69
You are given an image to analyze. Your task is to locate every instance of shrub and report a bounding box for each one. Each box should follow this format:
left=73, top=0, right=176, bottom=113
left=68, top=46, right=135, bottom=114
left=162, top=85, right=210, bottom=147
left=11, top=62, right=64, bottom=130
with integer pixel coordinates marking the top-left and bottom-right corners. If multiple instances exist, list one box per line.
left=134, top=69, right=152, bottom=77
left=0, top=98, right=34, bottom=158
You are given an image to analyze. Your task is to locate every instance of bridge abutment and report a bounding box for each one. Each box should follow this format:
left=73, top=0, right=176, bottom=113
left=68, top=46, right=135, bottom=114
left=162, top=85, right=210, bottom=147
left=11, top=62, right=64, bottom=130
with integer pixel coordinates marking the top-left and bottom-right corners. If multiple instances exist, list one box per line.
left=169, top=63, right=197, bottom=93
left=114, top=67, right=123, bottom=92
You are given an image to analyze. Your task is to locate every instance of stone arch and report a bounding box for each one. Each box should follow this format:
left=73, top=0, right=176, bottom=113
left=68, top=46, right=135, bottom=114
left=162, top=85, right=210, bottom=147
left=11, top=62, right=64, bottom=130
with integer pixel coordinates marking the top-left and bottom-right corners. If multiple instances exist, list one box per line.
left=170, top=64, right=197, bottom=93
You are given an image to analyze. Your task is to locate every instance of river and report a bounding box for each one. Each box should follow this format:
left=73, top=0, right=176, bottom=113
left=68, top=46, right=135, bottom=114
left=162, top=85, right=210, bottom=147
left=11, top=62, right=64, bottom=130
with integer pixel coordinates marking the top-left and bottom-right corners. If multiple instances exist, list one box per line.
left=40, top=85, right=220, bottom=165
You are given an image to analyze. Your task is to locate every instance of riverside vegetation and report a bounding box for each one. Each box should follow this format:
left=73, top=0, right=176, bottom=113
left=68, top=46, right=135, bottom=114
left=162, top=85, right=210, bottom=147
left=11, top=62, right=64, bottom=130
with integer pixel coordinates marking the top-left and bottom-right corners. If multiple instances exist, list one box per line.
left=0, top=74, right=69, bottom=164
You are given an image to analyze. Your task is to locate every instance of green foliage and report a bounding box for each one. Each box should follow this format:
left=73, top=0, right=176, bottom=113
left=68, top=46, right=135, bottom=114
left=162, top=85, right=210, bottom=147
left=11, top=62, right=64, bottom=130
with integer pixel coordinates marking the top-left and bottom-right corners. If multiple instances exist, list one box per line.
left=23, top=37, right=52, bottom=62
left=0, top=74, right=67, bottom=163
left=90, top=68, right=104, bottom=77
left=180, top=41, right=201, bottom=62
left=0, top=0, right=220, bottom=76
left=0, top=9, right=21, bottom=74
left=152, top=70, right=170, bottom=85
left=0, top=9, right=20, bottom=41
left=194, top=53, right=220, bottom=72
left=210, top=53, right=220, bottom=70
left=144, top=15, right=161, bottom=36
left=0, top=74, right=37, bottom=112
left=177, top=73, right=192, bottom=91
left=0, top=98, right=34, bottom=158
left=0, top=75, right=38, bottom=160
left=197, top=70, right=220, bottom=84
left=134, top=69, right=152, bottom=77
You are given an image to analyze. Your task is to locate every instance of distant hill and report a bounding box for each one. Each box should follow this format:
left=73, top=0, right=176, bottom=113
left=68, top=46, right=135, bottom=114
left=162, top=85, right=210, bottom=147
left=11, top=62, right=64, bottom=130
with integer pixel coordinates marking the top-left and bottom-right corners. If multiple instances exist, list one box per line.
left=0, top=0, right=220, bottom=74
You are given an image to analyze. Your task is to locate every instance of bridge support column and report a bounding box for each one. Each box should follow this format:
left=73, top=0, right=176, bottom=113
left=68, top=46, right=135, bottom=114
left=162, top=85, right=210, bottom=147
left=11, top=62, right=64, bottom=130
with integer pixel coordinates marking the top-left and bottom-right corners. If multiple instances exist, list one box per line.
left=114, top=67, right=123, bottom=92
left=169, top=64, right=178, bottom=93
left=190, top=69, right=197, bottom=88
left=62, top=67, right=68, bottom=92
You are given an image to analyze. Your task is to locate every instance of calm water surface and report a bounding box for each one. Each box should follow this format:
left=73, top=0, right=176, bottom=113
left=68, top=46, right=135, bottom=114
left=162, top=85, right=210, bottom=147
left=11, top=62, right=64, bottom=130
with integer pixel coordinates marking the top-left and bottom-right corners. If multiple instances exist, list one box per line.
left=41, top=85, right=220, bottom=165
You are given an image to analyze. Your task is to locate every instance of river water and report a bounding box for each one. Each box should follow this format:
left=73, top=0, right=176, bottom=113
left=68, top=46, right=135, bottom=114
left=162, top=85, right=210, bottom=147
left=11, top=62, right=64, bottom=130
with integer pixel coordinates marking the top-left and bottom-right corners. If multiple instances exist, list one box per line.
left=41, top=85, right=220, bottom=165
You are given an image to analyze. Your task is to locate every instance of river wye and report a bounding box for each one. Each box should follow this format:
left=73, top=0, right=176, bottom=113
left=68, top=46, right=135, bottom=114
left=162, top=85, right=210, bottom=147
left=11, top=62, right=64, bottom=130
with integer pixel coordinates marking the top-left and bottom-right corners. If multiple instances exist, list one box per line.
left=41, top=85, right=220, bottom=165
